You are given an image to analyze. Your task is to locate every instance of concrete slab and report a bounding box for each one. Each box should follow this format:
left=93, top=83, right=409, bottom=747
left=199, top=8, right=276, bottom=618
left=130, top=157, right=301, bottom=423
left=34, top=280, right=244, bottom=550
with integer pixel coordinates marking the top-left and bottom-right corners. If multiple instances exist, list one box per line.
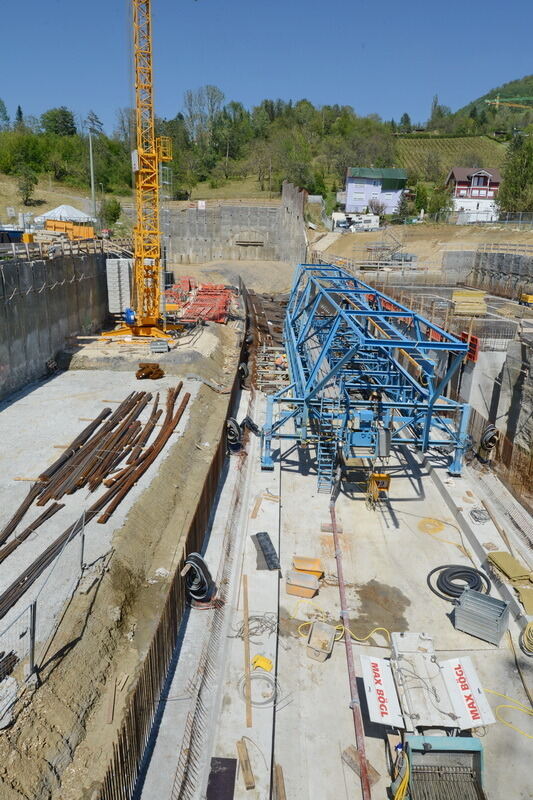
left=134, top=395, right=532, bottom=800
left=0, top=369, right=198, bottom=645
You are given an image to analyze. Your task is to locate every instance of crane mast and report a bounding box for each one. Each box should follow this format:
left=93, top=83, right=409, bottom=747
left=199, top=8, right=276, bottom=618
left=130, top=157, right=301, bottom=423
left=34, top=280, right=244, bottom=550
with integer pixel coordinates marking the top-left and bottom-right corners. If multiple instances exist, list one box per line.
left=110, top=0, right=172, bottom=338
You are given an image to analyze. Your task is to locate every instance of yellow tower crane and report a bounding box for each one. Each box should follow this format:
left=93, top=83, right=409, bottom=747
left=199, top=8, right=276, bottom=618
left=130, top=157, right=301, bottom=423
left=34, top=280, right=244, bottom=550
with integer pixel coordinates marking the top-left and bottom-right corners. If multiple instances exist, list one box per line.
left=485, top=94, right=533, bottom=111
left=108, top=0, right=175, bottom=338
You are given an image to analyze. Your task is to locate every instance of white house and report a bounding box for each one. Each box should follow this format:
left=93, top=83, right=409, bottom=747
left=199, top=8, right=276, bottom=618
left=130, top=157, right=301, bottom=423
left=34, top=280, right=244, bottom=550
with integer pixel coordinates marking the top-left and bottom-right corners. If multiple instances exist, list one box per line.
left=345, top=168, right=407, bottom=214
left=446, top=167, right=501, bottom=219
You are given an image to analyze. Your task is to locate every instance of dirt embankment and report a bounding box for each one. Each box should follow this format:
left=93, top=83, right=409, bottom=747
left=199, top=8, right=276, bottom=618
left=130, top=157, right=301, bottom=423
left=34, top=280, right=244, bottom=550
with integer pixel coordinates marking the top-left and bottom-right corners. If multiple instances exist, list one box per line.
left=323, top=223, right=533, bottom=264
left=0, top=324, right=241, bottom=800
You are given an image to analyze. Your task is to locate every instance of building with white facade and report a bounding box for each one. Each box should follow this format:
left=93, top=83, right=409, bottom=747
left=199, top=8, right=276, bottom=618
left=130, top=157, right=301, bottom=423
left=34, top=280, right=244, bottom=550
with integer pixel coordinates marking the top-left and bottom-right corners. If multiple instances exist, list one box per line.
left=345, top=168, right=407, bottom=214
left=446, top=167, right=501, bottom=220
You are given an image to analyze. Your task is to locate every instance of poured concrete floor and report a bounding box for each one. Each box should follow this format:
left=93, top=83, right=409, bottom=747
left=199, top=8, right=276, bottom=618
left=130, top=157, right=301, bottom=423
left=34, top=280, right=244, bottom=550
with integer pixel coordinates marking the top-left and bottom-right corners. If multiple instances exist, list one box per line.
left=136, top=391, right=532, bottom=800
left=0, top=370, right=197, bottom=642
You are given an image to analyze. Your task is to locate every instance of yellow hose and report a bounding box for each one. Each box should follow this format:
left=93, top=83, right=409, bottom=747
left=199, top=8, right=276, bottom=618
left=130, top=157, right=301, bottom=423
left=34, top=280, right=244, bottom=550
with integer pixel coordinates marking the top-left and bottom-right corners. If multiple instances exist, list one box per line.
left=393, top=751, right=410, bottom=800
left=297, top=620, right=391, bottom=644
left=521, top=621, right=533, bottom=657
left=484, top=688, right=533, bottom=740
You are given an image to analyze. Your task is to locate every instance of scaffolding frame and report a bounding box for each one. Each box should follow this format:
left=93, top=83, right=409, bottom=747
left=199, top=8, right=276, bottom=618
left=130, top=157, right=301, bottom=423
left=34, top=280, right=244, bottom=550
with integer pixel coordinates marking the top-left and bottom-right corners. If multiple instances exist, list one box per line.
left=261, top=265, right=471, bottom=484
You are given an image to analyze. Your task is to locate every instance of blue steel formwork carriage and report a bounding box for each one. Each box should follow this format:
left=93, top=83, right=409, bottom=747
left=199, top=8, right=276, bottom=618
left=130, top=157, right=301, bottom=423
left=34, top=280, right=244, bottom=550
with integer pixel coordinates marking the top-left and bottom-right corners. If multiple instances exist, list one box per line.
left=261, top=264, right=471, bottom=491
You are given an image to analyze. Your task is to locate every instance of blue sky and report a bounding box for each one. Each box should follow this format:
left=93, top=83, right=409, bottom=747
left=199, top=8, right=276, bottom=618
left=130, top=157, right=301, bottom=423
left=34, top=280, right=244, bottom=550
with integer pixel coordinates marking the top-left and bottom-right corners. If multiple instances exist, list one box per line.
left=2, top=0, right=532, bottom=134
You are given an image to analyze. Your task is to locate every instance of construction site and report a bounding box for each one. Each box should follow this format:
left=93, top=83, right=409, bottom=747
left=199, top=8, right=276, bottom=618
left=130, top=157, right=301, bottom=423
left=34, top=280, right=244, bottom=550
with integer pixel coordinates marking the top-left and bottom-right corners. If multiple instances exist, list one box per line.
left=0, top=3, right=532, bottom=800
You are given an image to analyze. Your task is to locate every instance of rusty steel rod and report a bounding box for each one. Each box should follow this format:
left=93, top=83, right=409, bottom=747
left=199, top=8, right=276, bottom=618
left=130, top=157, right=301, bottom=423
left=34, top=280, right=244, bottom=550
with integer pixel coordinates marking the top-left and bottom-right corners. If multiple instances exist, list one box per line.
left=0, top=503, right=64, bottom=565
left=98, top=392, right=190, bottom=524
left=329, top=498, right=372, bottom=800
left=38, top=407, right=113, bottom=483
left=0, top=484, right=42, bottom=546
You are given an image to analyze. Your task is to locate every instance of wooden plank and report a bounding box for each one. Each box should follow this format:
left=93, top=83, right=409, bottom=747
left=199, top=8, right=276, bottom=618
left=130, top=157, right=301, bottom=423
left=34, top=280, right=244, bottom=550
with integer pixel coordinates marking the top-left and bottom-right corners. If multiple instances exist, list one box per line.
left=242, top=574, right=252, bottom=728
left=482, top=499, right=515, bottom=555
left=342, top=745, right=380, bottom=786
left=273, top=763, right=287, bottom=800
left=236, top=738, right=255, bottom=789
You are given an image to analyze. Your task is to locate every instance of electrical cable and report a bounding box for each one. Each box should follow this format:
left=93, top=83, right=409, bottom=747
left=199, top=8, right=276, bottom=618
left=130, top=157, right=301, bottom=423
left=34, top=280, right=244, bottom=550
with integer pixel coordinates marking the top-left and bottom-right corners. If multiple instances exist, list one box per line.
left=519, top=621, right=533, bottom=658
left=483, top=688, right=533, bottom=739
left=238, top=671, right=278, bottom=707
left=297, top=620, right=391, bottom=645
left=393, top=750, right=410, bottom=800
left=183, top=552, right=215, bottom=602
left=426, top=564, right=491, bottom=602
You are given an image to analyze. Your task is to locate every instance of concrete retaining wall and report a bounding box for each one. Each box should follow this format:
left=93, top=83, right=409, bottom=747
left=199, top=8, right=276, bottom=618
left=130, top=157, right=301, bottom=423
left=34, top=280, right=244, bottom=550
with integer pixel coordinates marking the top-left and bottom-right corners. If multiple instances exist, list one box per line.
left=0, top=253, right=108, bottom=401
left=443, top=250, right=533, bottom=298
left=168, top=181, right=307, bottom=265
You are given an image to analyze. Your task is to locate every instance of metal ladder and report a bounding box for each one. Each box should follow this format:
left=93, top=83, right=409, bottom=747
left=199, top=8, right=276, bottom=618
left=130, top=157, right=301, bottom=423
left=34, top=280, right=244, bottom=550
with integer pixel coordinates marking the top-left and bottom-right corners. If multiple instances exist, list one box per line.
left=316, top=398, right=338, bottom=494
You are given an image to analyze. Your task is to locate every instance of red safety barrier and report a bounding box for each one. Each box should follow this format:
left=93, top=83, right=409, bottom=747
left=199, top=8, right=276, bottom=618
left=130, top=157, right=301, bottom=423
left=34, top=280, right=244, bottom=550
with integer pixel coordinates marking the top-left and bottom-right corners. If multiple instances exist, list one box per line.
left=460, top=331, right=480, bottom=362
left=180, top=284, right=232, bottom=323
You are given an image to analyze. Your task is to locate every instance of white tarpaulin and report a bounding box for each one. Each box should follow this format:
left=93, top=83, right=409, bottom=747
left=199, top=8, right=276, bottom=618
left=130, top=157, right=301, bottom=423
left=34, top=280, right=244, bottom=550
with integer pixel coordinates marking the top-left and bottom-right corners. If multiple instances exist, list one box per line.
left=34, top=204, right=95, bottom=224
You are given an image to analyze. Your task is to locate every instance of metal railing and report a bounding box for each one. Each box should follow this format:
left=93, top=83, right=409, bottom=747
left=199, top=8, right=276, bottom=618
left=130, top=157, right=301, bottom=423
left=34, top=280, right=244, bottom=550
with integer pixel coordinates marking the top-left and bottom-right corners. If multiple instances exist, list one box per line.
left=0, top=238, right=133, bottom=263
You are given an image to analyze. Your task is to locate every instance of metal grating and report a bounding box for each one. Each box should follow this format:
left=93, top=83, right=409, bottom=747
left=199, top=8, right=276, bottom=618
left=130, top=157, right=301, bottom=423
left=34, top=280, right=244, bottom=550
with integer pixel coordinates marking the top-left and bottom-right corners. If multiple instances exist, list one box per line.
left=410, top=765, right=486, bottom=800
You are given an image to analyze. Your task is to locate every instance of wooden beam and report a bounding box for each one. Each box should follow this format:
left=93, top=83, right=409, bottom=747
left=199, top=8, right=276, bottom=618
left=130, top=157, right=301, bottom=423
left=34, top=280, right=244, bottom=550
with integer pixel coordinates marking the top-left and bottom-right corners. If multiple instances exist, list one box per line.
left=236, top=738, right=255, bottom=789
left=242, top=574, right=252, bottom=728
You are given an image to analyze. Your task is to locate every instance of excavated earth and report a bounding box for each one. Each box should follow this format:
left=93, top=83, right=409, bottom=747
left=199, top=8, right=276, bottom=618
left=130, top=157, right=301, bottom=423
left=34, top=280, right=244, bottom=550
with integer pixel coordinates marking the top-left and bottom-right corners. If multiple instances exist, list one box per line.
left=0, top=322, right=241, bottom=800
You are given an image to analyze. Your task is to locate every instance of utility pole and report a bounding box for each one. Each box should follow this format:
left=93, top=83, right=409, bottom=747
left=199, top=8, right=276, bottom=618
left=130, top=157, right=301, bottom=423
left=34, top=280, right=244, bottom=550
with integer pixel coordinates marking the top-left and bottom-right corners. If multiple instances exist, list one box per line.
left=88, top=128, right=97, bottom=223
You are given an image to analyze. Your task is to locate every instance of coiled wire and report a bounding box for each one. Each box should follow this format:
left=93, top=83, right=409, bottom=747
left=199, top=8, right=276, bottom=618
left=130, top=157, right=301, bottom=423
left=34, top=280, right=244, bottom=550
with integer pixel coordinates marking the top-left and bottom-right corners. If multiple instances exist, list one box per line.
left=183, top=552, right=215, bottom=602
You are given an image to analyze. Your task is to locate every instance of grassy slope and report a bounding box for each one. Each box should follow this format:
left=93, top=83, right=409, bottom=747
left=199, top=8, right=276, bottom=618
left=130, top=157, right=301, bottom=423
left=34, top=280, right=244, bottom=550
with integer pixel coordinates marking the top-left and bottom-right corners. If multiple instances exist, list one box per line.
left=395, top=136, right=507, bottom=175
left=457, top=74, right=533, bottom=114
left=0, top=174, right=132, bottom=226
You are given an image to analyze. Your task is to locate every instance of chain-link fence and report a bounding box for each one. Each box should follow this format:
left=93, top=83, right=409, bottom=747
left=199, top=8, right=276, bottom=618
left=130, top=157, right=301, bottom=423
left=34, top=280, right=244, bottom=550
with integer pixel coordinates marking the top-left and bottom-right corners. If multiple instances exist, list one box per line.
left=432, top=210, right=533, bottom=228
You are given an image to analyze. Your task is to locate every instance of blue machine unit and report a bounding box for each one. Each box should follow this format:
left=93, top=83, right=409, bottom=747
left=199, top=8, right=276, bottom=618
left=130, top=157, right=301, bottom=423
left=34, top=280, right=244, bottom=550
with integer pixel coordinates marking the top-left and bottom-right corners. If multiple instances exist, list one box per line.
left=261, top=264, right=471, bottom=489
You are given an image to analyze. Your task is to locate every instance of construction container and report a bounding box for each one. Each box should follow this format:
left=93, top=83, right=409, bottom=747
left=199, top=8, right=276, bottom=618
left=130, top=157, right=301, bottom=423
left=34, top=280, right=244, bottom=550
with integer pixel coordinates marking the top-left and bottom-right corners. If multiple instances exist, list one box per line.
left=306, top=621, right=336, bottom=661
left=454, top=589, right=509, bottom=646
left=292, top=556, right=324, bottom=579
left=22, top=232, right=34, bottom=243
left=286, top=570, right=319, bottom=599
left=45, top=220, right=95, bottom=240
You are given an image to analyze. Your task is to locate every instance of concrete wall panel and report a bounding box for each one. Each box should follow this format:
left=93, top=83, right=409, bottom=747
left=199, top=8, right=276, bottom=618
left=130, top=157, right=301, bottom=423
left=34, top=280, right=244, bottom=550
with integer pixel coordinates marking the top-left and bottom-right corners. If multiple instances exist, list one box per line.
left=0, top=253, right=108, bottom=402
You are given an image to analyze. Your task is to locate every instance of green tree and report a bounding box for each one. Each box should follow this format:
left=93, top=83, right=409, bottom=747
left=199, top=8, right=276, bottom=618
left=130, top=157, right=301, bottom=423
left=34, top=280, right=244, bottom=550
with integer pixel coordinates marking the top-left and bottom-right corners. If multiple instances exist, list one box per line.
left=41, top=107, right=77, bottom=136
left=16, top=164, right=38, bottom=205
left=396, top=191, right=410, bottom=220
left=497, top=134, right=533, bottom=211
left=0, top=99, right=9, bottom=130
left=414, top=183, right=428, bottom=213
left=399, top=112, right=412, bottom=133
left=428, top=186, right=453, bottom=217
left=100, top=197, right=121, bottom=227
left=15, top=105, right=23, bottom=129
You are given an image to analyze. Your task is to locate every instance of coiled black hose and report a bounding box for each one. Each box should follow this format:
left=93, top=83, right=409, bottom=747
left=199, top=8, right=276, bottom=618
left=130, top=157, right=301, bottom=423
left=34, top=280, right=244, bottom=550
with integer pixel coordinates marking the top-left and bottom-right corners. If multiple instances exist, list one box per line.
left=480, top=424, right=499, bottom=451
left=427, top=564, right=491, bottom=602
left=183, top=552, right=215, bottom=602
left=226, top=417, right=242, bottom=445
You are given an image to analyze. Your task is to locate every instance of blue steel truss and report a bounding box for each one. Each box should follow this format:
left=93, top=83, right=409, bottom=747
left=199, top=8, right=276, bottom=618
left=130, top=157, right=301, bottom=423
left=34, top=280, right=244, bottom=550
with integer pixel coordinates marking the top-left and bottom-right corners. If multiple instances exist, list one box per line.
left=261, top=264, right=471, bottom=482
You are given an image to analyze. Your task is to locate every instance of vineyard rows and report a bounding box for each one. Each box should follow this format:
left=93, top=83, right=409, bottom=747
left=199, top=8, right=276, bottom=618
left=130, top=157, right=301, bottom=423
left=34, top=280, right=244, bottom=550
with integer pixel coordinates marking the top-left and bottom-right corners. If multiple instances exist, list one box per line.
left=395, top=136, right=507, bottom=175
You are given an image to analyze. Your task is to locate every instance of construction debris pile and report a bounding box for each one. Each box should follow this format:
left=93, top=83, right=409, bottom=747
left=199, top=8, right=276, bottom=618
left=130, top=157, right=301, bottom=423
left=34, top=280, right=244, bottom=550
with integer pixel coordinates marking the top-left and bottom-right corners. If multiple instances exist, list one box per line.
left=165, top=278, right=233, bottom=324
left=0, top=385, right=189, bottom=621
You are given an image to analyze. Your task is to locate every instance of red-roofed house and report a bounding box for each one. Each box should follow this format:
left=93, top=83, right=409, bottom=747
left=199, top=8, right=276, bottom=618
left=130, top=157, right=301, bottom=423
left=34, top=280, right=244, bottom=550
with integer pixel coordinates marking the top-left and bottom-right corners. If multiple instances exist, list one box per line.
left=446, top=167, right=501, bottom=217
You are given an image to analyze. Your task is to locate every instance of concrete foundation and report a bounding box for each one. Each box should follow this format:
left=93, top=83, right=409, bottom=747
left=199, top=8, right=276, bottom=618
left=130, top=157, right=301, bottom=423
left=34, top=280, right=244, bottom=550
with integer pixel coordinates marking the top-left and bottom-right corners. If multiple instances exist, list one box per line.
left=0, top=253, right=108, bottom=400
